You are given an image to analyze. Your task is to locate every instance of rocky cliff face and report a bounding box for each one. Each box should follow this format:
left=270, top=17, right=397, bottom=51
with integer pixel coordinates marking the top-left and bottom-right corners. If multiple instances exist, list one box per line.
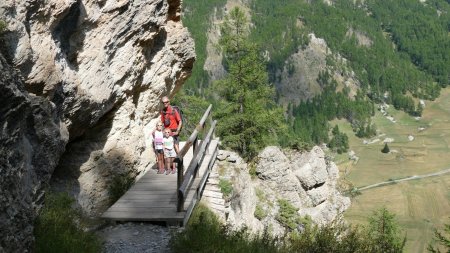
left=209, top=146, right=350, bottom=236
left=0, top=0, right=194, bottom=250
left=0, top=53, right=67, bottom=253
left=2, top=0, right=194, bottom=139
left=275, top=33, right=360, bottom=106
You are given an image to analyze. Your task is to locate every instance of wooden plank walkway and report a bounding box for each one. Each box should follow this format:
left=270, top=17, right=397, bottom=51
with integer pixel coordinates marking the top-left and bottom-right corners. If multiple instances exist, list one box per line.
left=102, top=139, right=219, bottom=224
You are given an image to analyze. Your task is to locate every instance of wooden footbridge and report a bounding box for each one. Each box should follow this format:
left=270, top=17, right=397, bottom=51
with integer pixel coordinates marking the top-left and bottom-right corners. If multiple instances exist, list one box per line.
left=102, top=105, right=219, bottom=226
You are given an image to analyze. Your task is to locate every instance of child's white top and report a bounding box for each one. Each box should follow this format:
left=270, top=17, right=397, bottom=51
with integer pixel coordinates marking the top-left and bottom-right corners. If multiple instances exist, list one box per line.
left=163, top=136, right=174, bottom=150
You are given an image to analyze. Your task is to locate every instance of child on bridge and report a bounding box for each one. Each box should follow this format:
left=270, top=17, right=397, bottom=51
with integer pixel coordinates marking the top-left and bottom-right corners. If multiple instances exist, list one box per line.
left=152, top=122, right=165, bottom=174
left=163, top=128, right=177, bottom=175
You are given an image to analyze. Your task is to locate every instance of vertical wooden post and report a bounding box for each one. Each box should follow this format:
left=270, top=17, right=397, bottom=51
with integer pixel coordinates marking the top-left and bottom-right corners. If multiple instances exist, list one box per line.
left=177, top=158, right=184, bottom=212
left=210, top=116, right=216, bottom=139
left=193, top=136, right=198, bottom=154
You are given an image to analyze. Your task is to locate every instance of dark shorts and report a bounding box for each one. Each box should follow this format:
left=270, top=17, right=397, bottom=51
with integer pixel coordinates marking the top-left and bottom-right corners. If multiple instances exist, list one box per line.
left=171, top=129, right=179, bottom=145
left=155, top=149, right=164, bottom=154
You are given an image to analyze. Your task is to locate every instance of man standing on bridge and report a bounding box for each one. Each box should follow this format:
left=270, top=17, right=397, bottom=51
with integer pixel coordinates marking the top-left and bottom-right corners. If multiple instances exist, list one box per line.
left=160, top=96, right=182, bottom=154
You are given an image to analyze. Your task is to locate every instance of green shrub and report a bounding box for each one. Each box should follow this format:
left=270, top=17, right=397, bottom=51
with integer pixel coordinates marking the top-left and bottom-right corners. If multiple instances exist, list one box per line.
left=255, top=188, right=265, bottom=201
left=0, top=20, right=6, bottom=34
left=287, top=221, right=371, bottom=253
left=108, top=173, right=135, bottom=204
left=288, top=138, right=312, bottom=152
left=276, top=199, right=303, bottom=231
left=34, top=192, right=102, bottom=253
left=218, top=178, right=233, bottom=199
left=171, top=203, right=280, bottom=253
left=173, top=204, right=405, bottom=253
left=287, top=209, right=404, bottom=252
left=254, top=204, right=268, bottom=220
left=248, top=162, right=257, bottom=179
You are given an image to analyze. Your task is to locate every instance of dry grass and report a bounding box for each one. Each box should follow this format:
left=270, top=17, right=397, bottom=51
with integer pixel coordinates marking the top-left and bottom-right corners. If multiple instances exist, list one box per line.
left=334, top=88, right=450, bottom=253
left=344, top=175, right=450, bottom=253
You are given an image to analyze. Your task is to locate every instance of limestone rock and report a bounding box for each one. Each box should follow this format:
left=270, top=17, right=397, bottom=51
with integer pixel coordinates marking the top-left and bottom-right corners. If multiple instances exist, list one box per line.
left=1, top=0, right=194, bottom=215
left=292, top=146, right=328, bottom=190
left=2, top=0, right=195, bottom=138
left=209, top=146, right=350, bottom=237
left=275, top=33, right=361, bottom=105
left=307, top=185, right=329, bottom=206
left=0, top=53, right=68, bottom=253
left=256, top=146, right=290, bottom=181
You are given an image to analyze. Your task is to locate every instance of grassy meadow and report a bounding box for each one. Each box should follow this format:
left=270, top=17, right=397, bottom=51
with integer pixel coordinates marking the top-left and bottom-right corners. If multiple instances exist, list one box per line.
left=333, top=88, right=450, bottom=253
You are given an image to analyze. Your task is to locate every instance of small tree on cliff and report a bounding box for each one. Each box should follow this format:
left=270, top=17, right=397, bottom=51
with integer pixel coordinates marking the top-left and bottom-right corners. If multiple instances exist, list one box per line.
left=213, top=7, right=285, bottom=159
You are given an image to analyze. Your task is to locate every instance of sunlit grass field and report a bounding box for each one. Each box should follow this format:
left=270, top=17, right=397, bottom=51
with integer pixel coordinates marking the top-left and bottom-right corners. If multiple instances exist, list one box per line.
left=333, top=88, right=450, bottom=253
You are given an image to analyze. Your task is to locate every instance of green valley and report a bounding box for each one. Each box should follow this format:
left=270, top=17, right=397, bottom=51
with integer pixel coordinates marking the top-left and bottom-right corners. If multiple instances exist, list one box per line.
left=335, top=88, right=450, bottom=253
left=181, top=0, right=450, bottom=251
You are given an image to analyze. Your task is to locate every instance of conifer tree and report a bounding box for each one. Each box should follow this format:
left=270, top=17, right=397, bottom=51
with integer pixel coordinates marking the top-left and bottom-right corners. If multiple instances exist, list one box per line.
left=381, top=143, right=390, bottom=153
left=367, top=208, right=406, bottom=252
left=328, top=125, right=349, bottom=154
left=428, top=219, right=450, bottom=253
left=213, top=7, right=284, bottom=159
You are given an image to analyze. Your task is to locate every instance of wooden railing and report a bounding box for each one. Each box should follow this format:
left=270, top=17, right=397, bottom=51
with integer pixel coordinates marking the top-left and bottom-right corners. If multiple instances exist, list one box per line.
left=176, top=104, right=217, bottom=213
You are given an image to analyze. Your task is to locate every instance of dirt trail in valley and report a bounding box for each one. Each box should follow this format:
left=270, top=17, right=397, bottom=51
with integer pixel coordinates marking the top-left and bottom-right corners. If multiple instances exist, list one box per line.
left=356, top=168, right=450, bottom=191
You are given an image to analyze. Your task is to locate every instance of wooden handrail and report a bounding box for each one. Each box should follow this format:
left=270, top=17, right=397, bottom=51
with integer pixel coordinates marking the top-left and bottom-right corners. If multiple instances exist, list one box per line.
left=177, top=104, right=212, bottom=159
left=176, top=104, right=212, bottom=196
left=177, top=120, right=217, bottom=211
left=175, top=104, right=214, bottom=212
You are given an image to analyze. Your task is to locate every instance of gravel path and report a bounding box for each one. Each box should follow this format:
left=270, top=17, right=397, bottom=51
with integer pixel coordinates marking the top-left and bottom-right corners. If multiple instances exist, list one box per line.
left=97, top=222, right=178, bottom=253
left=357, top=168, right=450, bottom=191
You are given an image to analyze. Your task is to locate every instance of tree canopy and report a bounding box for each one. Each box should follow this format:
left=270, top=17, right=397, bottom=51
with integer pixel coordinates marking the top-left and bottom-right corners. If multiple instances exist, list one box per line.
left=212, top=7, right=285, bottom=159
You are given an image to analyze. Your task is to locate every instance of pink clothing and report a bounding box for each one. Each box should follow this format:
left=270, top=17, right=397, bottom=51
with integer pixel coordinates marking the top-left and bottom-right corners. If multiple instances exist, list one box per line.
left=153, top=130, right=164, bottom=150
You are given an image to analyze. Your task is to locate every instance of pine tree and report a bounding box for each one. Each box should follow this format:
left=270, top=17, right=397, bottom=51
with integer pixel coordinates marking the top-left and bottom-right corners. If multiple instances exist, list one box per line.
left=367, top=208, right=406, bottom=252
left=382, top=143, right=390, bottom=153
left=329, top=125, right=349, bottom=154
left=428, top=220, right=450, bottom=253
left=212, top=7, right=285, bottom=159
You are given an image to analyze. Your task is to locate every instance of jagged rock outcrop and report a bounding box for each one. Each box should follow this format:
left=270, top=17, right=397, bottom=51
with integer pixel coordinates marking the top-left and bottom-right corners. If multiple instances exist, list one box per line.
left=0, top=0, right=194, bottom=250
left=276, top=33, right=360, bottom=106
left=207, top=146, right=350, bottom=236
left=0, top=53, right=68, bottom=253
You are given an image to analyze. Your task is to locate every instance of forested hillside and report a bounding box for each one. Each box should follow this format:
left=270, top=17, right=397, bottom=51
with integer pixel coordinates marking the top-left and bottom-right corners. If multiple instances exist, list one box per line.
left=179, top=1, right=450, bottom=252
left=182, top=0, right=227, bottom=92
left=177, top=2, right=450, bottom=251
left=182, top=0, right=450, bottom=148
